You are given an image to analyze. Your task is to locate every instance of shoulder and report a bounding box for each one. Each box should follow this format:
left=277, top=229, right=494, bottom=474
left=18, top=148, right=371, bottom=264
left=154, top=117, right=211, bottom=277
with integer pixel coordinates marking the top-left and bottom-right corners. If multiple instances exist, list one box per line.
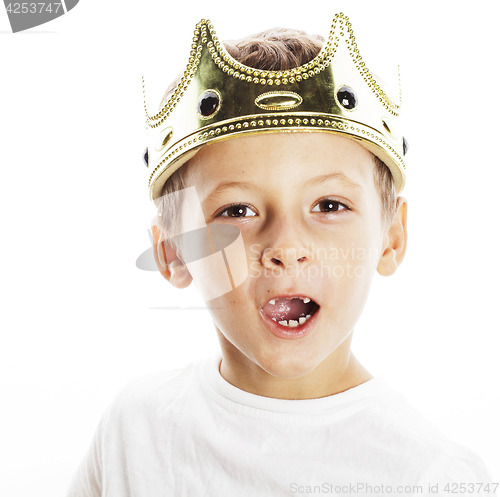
left=421, top=454, right=496, bottom=489
left=366, top=380, right=493, bottom=485
left=101, top=356, right=208, bottom=428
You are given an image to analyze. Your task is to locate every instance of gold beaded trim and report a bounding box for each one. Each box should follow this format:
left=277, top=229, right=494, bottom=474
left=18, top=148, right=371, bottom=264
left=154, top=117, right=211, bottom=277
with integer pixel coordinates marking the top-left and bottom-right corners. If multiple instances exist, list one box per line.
left=148, top=115, right=405, bottom=188
left=341, top=16, right=401, bottom=116
left=204, top=20, right=337, bottom=87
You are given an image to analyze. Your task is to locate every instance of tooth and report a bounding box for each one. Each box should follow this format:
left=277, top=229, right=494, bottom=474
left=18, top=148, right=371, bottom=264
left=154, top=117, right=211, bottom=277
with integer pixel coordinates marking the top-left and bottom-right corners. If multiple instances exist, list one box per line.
left=306, top=314, right=311, bottom=319
left=272, top=318, right=276, bottom=321
left=303, top=297, right=311, bottom=303
left=269, top=300, right=275, bottom=305
left=278, top=320, right=288, bottom=326
left=299, top=317, right=306, bottom=325
left=288, top=320, right=299, bottom=327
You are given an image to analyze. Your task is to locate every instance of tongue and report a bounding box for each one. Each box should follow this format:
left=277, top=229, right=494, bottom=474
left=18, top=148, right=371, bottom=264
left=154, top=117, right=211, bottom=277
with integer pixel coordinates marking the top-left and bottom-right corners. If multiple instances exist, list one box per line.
left=262, top=298, right=311, bottom=321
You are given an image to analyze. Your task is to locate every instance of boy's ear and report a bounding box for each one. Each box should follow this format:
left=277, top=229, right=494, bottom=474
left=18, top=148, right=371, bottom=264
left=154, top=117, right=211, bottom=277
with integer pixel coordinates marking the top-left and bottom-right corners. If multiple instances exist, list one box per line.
left=151, top=224, right=193, bottom=289
left=377, top=197, right=408, bottom=277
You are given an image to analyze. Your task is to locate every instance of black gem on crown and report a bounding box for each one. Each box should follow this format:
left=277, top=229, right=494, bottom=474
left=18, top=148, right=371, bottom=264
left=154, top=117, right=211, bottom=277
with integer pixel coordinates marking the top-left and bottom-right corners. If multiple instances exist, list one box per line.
left=337, top=86, right=357, bottom=110
left=402, top=137, right=409, bottom=156
left=143, top=147, right=149, bottom=167
left=198, top=90, right=220, bottom=117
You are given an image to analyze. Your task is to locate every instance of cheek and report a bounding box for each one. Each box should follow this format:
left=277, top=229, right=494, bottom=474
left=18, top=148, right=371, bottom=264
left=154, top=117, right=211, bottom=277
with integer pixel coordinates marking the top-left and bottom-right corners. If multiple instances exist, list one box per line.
left=208, top=279, right=253, bottom=317
left=207, top=291, right=257, bottom=349
left=317, top=223, right=376, bottom=257
left=315, top=225, right=380, bottom=298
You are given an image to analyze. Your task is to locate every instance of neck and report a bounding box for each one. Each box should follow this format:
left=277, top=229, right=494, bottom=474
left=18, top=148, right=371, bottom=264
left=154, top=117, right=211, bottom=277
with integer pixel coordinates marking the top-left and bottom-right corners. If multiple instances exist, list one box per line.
left=216, top=329, right=373, bottom=400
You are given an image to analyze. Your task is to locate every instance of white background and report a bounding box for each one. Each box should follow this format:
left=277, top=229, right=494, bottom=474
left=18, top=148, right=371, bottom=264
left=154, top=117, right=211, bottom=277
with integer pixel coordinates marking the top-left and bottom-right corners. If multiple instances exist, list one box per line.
left=0, top=0, right=499, bottom=494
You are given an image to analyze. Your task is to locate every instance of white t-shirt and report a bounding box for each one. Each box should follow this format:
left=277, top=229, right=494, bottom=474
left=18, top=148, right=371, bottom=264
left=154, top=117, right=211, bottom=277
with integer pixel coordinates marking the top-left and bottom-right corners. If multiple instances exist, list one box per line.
left=67, top=353, right=495, bottom=497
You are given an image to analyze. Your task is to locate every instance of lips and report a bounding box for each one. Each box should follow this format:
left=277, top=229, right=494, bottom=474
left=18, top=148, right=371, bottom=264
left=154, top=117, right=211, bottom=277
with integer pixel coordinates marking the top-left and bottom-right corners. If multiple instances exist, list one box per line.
left=260, top=295, right=320, bottom=328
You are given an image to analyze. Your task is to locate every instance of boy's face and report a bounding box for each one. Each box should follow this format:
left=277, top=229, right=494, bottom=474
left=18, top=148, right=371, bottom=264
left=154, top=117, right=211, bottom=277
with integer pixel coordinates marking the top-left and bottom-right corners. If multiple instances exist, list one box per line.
left=177, top=133, right=401, bottom=380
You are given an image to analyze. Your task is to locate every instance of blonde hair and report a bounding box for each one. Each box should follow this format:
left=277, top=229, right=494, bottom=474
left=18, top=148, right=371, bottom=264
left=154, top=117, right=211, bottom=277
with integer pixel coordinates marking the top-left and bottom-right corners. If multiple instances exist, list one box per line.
left=157, top=27, right=398, bottom=246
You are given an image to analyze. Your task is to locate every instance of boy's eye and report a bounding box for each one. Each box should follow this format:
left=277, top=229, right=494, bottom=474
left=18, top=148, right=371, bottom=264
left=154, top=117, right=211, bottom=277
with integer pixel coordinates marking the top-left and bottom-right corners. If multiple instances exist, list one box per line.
left=219, top=204, right=257, bottom=218
left=311, top=199, right=349, bottom=213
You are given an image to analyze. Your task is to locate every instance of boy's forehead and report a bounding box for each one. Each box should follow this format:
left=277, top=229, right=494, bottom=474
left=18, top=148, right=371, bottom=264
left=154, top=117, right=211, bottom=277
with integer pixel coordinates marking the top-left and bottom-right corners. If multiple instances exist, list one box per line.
left=187, top=132, right=374, bottom=195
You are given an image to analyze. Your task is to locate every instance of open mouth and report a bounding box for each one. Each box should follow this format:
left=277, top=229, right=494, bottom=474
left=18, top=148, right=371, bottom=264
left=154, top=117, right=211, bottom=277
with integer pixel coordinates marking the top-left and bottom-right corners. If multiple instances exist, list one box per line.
left=260, top=296, right=320, bottom=328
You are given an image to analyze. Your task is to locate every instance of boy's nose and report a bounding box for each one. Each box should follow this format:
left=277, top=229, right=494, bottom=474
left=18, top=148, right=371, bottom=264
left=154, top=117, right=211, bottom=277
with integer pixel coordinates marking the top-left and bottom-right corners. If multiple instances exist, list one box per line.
left=259, top=214, right=314, bottom=272
left=261, top=245, right=311, bottom=270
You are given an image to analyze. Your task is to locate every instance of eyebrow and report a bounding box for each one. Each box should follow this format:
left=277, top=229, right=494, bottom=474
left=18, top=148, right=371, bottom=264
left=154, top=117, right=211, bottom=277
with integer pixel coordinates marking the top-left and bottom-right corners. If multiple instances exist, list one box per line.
left=201, top=172, right=362, bottom=208
left=304, top=172, right=363, bottom=191
left=201, top=180, right=264, bottom=209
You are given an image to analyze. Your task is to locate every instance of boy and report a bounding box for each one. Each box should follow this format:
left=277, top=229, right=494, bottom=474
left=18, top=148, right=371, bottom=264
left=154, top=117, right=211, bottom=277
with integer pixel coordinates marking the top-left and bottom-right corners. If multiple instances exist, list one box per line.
left=67, top=13, right=495, bottom=495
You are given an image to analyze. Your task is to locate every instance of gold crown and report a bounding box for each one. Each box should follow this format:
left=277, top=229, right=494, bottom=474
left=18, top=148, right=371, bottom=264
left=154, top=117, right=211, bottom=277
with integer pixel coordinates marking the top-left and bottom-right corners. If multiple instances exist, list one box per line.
left=143, top=13, right=407, bottom=203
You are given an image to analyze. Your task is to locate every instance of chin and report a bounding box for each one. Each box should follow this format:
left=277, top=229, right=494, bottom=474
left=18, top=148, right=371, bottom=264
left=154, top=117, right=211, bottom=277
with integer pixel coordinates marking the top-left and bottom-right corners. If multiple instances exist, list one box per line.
left=256, top=348, right=323, bottom=379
